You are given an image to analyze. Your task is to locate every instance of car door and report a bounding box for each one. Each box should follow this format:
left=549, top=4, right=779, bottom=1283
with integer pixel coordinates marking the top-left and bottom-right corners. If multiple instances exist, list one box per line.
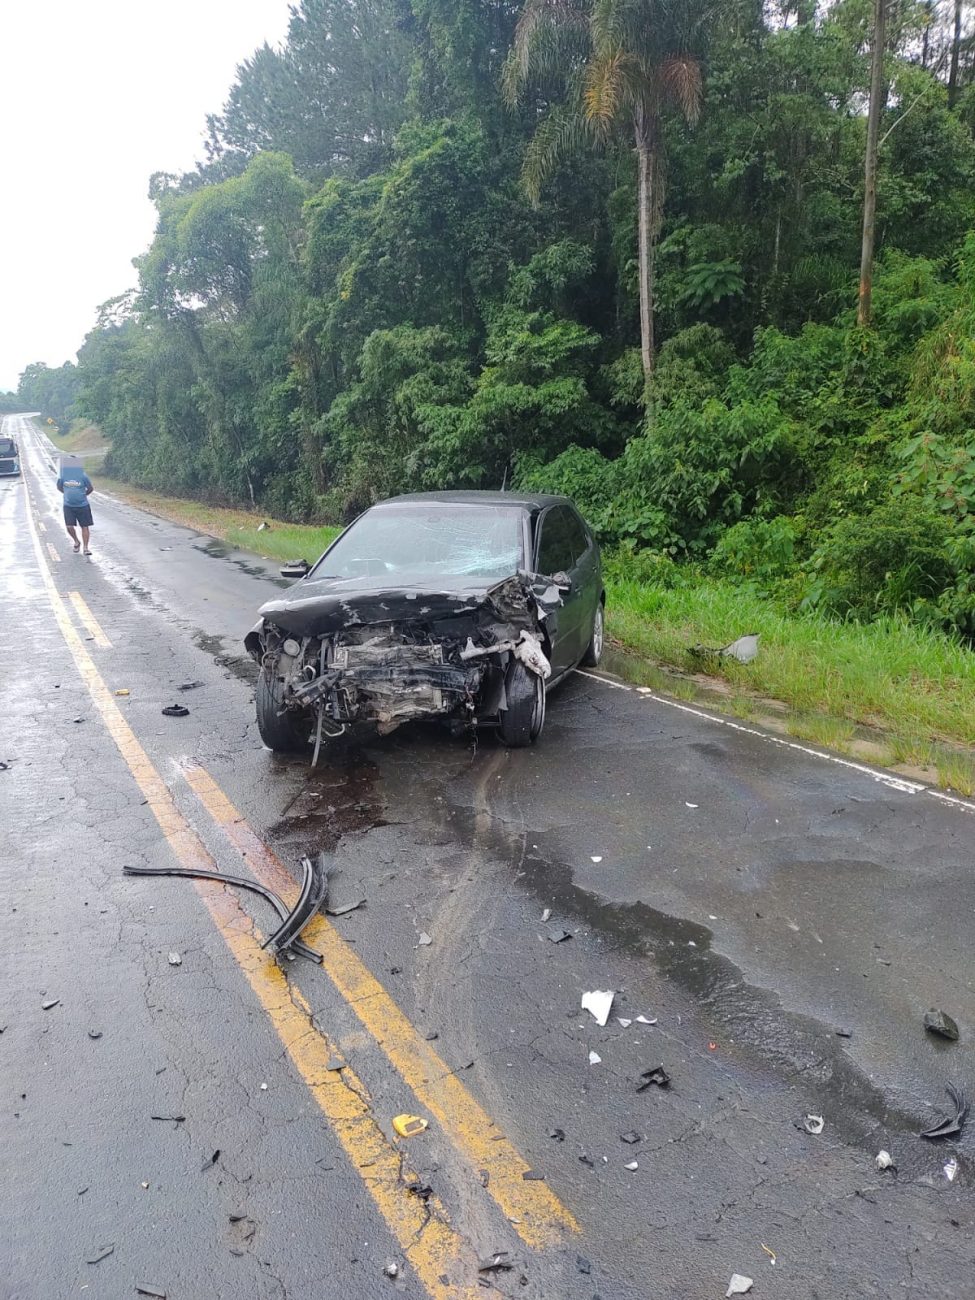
left=535, top=504, right=583, bottom=676
left=562, top=506, right=600, bottom=663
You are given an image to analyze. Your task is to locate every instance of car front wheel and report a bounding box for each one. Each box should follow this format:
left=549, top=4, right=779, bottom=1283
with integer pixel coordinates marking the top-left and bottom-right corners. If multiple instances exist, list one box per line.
left=498, top=661, right=546, bottom=747
left=256, top=666, right=310, bottom=752
left=581, top=600, right=605, bottom=667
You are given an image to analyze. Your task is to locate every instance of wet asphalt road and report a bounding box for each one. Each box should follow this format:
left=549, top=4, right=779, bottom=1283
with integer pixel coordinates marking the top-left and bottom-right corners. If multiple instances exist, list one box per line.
left=2, top=412, right=975, bottom=1300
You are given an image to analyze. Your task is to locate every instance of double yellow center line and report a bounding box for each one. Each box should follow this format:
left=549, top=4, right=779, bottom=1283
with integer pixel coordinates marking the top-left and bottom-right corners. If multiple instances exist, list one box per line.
left=22, top=480, right=577, bottom=1296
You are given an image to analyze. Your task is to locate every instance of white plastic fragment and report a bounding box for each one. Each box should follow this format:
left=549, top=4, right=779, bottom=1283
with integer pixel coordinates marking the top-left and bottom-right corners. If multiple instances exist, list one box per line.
left=720, top=634, right=760, bottom=664
left=624, top=1160, right=638, bottom=1171
left=417, top=932, right=432, bottom=946
left=803, top=1114, right=825, bottom=1135
left=685, top=802, right=698, bottom=809
left=944, top=1157, right=958, bottom=1182
left=581, top=990, right=615, bottom=1027
left=590, top=856, right=603, bottom=863
left=635, top=1015, right=657, bottom=1025
left=726, top=1275, right=754, bottom=1297
left=167, top=952, right=182, bottom=966
left=260, top=1082, right=268, bottom=1091
left=588, top=1051, right=602, bottom=1065
left=541, top=908, right=552, bottom=923
left=875, top=1150, right=894, bottom=1171
left=617, top=1018, right=632, bottom=1028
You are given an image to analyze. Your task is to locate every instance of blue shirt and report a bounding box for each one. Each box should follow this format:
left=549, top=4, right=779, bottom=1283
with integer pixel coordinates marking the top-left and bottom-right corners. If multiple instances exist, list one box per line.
left=58, top=470, right=92, bottom=507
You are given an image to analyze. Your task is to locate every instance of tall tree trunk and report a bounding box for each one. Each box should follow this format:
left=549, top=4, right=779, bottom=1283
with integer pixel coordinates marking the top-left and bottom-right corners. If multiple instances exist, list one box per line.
left=921, top=0, right=933, bottom=68
left=949, top=0, right=963, bottom=106
left=858, top=0, right=888, bottom=328
left=634, top=104, right=660, bottom=380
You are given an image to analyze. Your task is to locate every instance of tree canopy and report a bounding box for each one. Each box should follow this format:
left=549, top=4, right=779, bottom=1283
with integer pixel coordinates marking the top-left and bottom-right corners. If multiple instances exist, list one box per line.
left=20, top=0, right=975, bottom=634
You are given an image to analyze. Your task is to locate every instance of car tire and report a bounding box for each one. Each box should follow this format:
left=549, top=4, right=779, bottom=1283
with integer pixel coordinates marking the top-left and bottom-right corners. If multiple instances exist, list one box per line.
left=499, top=661, right=545, bottom=747
left=581, top=600, right=605, bottom=667
left=256, top=666, right=309, bottom=752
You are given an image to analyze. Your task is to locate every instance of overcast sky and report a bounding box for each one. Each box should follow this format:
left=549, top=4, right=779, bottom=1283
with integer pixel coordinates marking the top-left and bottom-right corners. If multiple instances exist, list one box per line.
left=0, top=0, right=292, bottom=391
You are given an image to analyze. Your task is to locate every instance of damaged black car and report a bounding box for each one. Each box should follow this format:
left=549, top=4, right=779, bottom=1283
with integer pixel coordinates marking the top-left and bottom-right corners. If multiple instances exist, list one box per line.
left=244, top=491, right=604, bottom=757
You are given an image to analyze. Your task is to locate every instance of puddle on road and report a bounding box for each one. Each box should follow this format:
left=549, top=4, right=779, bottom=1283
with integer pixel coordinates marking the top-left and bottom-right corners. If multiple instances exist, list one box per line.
left=193, top=537, right=288, bottom=584
left=192, top=629, right=259, bottom=686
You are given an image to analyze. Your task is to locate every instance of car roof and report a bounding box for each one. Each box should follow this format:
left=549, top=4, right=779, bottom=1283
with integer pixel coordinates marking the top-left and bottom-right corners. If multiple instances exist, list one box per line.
left=377, top=490, right=571, bottom=515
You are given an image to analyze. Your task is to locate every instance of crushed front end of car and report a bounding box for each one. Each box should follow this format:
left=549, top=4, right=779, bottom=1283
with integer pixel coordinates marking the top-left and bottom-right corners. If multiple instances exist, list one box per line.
left=245, top=574, right=562, bottom=759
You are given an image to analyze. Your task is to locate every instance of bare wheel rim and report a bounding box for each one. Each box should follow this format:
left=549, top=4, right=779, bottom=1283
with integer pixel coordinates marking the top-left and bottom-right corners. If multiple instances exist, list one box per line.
left=530, top=673, right=545, bottom=738
left=592, top=605, right=604, bottom=660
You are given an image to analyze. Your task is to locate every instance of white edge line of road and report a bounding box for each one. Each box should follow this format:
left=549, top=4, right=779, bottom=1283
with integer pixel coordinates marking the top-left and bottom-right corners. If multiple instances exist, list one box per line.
left=574, top=668, right=975, bottom=815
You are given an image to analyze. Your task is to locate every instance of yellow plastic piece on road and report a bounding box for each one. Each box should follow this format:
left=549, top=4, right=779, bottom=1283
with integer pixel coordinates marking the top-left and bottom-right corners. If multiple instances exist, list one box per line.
left=115, top=688, right=130, bottom=696
left=393, top=1114, right=428, bottom=1138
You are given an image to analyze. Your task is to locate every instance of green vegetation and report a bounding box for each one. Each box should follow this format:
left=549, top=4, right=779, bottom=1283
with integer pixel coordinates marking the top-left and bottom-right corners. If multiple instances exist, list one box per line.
left=14, top=0, right=975, bottom=760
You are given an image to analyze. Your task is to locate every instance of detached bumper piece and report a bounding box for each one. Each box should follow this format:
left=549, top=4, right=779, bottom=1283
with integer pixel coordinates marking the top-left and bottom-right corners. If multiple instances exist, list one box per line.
left=261, top=852, right=329, bottom=955
left=123, top=860, right=327, bottom=963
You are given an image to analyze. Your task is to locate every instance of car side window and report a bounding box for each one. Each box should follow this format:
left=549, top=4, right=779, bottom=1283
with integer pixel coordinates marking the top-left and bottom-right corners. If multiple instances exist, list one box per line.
left=564, top=510, right=590, bottom=567
left=537, top=506, right=574, bottom=575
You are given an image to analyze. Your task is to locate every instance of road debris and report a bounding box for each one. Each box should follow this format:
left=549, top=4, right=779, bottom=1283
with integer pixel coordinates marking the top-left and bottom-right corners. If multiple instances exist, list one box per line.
left=726, top=1274, right=754, bottom=1297
left=417, top=932, right=433, bottom=946
left=582, top=990, right=614, bottom=1026
left=923, top=1009, right=960, bottom=1041
left=875, top=1150, right=894, bottom=1171
left=624, top=1160, right=639, bottom=1171
left=547, top=926, right=572, bottom=943
left=167, top=952, right=182, bottom=966
left=920, top=1083, right=969, bottom=1140
left=114, top=688, right=130, bottom=696
left=590, top=856, right=602, bottom=863
left=392, top=1114, right=428, bottom=1138
left=576, top=1255, right=591, bottom=1275
left=478, top=1252, right=513, bottom=1273
left=326, top=899, right=365, bottom=916
left=637, top=1065, right=670, bottom=1091
left=123, top=862, right=323, bottom=963
left=136, top=1286, right=167, bottom=1298
left=547, top=1128, right=565, bottom=1141
left=761, top=1243, right=776, bottom=1265
left=588, top=1051, right=602, bottom=1065
left=86, top=1244, right=115, bottom=1265
left=160, top=705, right=189, bottom=717
left=88, top=1029, right=102, bottom=1040
left=151, top=1114, right=186, bottom=1122
left=635, top=1015, right=657, bottom=1025
left=689, top=634, right=760, bottom=665
left=618, top=1017, right=632, bottom=1028
left=177, top=681, right=203, bottom=691
left=620, top=1131, right=641, bottom=1144
left=578, top=1152, right=595, bottom=1168
left=803, top=1114, right=825, bottom=1135
left=383, top=1262, right=399, bottom=1278
left=262, top=853, right=329, bottom=955
left=540, top=908, right=552, bottom=923
left=41, top=999, right=59, bottom=1011
left=521, top=1169, right=545, bottom=1180
left=944, top=1157, right=959, bottom=1182
left=685, top=802, right=699, bottom=809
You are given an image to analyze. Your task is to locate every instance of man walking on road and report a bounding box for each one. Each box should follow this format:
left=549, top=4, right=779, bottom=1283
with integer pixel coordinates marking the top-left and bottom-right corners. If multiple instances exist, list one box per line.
left=56, top=462, right=95, bottom=555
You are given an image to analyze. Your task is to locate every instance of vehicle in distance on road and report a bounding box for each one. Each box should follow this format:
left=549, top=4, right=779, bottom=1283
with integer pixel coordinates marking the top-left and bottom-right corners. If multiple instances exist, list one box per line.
left=0, top=436, right=20, bottom=476
left=244, top=491, right=604, bottom=753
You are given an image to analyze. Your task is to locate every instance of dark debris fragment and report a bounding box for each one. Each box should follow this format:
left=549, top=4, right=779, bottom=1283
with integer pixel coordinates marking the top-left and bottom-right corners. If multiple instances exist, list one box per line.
left=636, top=1065, right=670, bottom=1091
left=920, top=1083, right=969, bottom=1140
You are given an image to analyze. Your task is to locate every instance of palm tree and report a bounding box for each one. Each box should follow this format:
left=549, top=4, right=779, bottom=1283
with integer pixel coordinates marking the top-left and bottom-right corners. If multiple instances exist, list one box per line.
left=504, top=0, right=712, bottom=379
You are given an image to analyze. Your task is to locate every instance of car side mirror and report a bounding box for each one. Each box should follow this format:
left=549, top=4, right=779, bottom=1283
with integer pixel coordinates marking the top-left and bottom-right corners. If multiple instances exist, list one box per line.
left=551, top=571, right=572, bottom=590
left=280, top=559, right=310, bottom=580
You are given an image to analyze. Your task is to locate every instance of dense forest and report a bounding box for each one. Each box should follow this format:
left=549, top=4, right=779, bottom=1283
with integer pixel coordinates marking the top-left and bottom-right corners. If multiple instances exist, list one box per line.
left=17, top=0, right=975, bottom=636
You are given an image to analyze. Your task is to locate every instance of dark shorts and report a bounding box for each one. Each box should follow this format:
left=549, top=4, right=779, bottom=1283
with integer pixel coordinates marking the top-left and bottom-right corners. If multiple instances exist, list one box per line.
left=64, top=503, right=93, bottom=528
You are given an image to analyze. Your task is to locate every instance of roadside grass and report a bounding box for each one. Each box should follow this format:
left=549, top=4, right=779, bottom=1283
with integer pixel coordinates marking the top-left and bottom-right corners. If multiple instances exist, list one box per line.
left=49, top=418, right=110, bottom=458
left=605, top=575, right=975, bottom=750
left=936, top=752, right=975, bottom=796
left=785, top=713, right=856, bottom=751
left=94, top=476, right=342, bottom=563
